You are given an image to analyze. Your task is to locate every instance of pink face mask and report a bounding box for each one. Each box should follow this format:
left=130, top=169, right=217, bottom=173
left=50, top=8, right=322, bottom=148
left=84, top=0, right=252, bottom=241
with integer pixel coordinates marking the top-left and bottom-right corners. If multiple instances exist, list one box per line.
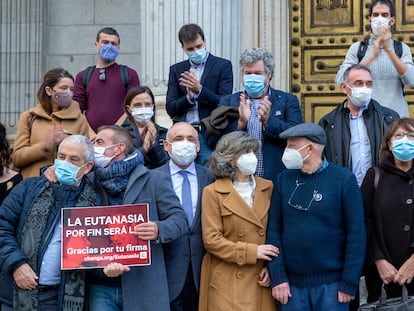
left=53, top=91, right=73, bottom=108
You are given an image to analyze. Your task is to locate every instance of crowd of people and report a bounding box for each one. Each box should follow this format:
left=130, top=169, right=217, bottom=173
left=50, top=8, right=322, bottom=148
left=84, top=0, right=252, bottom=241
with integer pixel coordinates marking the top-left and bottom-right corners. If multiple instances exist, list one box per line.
left=0, top=0, right=414, bottom=310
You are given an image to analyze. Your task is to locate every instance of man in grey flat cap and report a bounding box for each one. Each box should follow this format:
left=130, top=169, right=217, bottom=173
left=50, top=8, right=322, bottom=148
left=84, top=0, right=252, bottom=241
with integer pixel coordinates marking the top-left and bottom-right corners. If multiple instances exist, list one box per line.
left=266, top=123, right=366, bottom=311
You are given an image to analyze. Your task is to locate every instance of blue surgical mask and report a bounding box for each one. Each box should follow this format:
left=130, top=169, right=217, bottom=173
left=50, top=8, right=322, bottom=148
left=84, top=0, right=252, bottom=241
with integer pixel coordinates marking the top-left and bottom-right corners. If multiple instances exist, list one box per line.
left=55, top=159, right=84, bottom=185
left=392, top=137, right=414, bottom=162
left=99, top=44, right=119, bottom=63
left=186, top=48, right=207, bottom=65
left=243, top=74, right=266, bottom=97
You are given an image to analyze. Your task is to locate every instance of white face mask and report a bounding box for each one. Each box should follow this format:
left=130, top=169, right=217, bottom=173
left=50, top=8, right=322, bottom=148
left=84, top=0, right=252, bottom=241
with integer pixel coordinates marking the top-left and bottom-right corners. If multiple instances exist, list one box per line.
left=131, top=107, right=154, bottom=125
left=347, top=86, right=372, bottom=107
left=282, top=144, right=310, bottom=170
left=169, top=140, right=197, bottom=166
left=236, top=152, right=258, bottom=176
left=371, top=16, right=390, bottom=36
left=94, top=144, right=116, bottom=168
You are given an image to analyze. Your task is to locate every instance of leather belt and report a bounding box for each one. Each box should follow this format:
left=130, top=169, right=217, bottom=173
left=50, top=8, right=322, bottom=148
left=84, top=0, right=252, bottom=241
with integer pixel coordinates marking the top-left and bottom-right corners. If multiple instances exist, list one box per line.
left=191, top=124, right=202, bottom=132
left=37, top=284, right=59, bottom=292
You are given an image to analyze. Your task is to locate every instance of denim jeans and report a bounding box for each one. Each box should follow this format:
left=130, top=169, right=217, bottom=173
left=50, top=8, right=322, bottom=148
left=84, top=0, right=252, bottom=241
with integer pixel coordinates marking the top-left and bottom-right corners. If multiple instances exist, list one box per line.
left=89, top=284, right=123, bottom=311
left=195, top=131, right=212, bottom=166
left=280, top=282, right=349, bottom=311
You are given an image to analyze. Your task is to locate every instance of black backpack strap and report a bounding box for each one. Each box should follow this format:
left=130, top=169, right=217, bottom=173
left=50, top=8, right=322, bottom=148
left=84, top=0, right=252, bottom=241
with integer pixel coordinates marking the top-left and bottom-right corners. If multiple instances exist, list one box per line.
left=82, top=66, right=96, bottom=89
left=394, top=39, right=403, bottom=58
left=358, top=39, right=402, bottom=62
left=357, top=39, right=369, bottom=62
left=119, top=65, right=129, bottom=88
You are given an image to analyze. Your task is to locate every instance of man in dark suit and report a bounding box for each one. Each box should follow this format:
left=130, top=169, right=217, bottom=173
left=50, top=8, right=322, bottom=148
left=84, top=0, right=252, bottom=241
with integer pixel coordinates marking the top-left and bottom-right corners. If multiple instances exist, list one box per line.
left=166, top=23, right=233, bottom=165
left=207, top=48, right=303, bottom=185
left=155, top=122, right=215, bottom=311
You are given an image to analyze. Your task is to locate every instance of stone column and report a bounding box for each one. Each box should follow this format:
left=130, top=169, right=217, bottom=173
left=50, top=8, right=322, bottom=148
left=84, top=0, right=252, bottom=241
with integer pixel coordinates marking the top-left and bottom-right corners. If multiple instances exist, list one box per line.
left=241, top=0, right=290, bottom=91
left=0, top=0, right=45, bottom=139
left=139, top=0, right=242, bottom=127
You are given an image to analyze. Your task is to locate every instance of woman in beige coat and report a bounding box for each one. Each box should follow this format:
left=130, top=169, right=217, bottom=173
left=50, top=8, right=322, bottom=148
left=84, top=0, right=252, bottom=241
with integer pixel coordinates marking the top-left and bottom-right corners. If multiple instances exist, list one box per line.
left=199, top=131, right=279, bottom=311
left=12, top=68, right=89, bottom=178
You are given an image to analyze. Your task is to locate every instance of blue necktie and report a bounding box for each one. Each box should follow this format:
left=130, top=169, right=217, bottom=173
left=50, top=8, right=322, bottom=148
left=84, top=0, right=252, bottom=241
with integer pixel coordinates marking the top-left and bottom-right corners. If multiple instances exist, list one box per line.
left=179, top=170, right=193, bottom=228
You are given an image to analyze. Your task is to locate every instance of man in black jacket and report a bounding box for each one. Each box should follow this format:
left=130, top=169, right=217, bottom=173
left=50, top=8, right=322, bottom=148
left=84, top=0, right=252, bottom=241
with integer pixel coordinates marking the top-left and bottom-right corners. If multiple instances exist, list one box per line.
left=319, top=64, right=399, bottom=186
left=320, top=63, right=399, bottom=310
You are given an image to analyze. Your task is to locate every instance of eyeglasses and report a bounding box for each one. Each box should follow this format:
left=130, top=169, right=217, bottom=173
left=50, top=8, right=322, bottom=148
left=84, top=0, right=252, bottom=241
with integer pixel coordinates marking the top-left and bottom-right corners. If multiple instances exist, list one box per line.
left=99, top=68, right=105, bottom=81
left=392, top=131, right=414, bottom=141
left=288, top=180, right=322, bottom=211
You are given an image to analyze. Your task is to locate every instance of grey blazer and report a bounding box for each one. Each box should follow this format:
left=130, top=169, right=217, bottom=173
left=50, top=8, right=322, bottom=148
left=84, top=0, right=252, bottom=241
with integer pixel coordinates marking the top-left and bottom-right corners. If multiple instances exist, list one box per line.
left=121, top=164, right=188, bottom=311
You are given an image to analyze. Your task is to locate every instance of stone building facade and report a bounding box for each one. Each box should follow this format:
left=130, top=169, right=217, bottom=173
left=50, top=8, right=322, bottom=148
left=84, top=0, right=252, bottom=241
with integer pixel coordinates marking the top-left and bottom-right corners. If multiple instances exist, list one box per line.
left=0, top=0, right=289, bottom=140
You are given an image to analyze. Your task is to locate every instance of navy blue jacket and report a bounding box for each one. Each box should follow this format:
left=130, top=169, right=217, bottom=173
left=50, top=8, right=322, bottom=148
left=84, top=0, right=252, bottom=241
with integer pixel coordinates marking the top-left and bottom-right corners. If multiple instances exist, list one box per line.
left=166, top=54, right=233, bottom=122
left=209, top=88, right=303, bottom=184
left=0, top=175, right=96, bottom=308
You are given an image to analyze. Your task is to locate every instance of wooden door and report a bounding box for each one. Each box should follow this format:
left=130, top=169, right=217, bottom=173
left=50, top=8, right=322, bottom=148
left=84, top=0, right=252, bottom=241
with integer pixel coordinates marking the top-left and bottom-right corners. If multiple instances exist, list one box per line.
left=290, top=0, right=414, bottom=122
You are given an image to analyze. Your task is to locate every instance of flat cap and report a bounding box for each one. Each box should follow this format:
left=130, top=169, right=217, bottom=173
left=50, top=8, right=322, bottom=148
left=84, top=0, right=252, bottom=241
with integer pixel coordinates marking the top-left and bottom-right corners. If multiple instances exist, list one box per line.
left=279, top=123, right=326, bottom=145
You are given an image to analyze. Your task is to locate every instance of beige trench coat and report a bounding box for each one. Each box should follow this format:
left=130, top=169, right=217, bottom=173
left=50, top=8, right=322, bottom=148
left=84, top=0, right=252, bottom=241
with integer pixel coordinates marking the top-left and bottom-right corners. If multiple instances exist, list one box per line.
left=12, top=101, right=89, bottom=178
left=199, top=177, right=278, bottom=311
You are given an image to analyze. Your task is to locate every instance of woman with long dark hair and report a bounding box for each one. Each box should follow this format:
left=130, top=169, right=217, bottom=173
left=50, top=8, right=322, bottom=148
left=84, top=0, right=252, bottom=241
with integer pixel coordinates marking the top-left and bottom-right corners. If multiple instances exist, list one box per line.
left=0, top=123, right=22, bottom=204
left=120, top=86, right=168, bottom=169
left=12, top=68, right=89, bottom=178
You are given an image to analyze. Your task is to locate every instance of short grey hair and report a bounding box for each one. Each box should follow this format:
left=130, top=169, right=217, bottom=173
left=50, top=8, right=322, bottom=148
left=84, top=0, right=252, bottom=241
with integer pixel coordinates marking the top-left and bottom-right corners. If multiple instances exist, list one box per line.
left=58, top=135, right=94, bottom=163
left=313, top=142, right=325, bottom=154
left=343, top=63, right=372, bottom=83
left=239, top=48, right=275, bottom=76
left=208, top=131, right=260, bottom=178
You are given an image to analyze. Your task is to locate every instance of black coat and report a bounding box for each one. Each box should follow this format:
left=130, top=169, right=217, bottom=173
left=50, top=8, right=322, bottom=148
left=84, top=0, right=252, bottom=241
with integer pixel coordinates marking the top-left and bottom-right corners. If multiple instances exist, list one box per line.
left=121, top=116, right=169, bottom=169
left=361, top=159, right=414, bottom=301
left=319, top=99, right=399, bottom=168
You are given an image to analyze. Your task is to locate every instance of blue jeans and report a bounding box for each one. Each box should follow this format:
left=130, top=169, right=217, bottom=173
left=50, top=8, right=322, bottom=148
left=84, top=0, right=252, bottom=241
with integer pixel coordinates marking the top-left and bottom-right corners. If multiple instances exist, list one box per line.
left=280, top=282, right=349, bottom=311
left=89, top=284, right=123, bottom=311
left=195, top=131, right=212, bottom=166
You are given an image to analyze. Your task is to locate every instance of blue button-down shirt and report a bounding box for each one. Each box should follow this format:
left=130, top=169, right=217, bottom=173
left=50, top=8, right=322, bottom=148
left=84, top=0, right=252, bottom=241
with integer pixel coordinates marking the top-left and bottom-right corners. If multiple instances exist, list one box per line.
left=169, top=160, right=198, bottom=218
left=348, top=103, right=371, bottom=186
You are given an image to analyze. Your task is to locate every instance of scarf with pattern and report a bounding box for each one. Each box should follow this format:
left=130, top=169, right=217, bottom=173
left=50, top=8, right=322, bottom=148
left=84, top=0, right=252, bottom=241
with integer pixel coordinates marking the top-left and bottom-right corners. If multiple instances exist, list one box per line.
left=14, top=178, right=96, bottom=311
left=94, top=150, right=143, bottom=205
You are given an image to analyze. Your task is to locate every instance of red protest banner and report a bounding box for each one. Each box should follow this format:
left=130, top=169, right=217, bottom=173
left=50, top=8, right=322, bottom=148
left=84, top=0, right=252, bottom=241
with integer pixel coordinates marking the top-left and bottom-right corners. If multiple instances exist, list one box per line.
left=61, top=204, right=151, bottom=270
